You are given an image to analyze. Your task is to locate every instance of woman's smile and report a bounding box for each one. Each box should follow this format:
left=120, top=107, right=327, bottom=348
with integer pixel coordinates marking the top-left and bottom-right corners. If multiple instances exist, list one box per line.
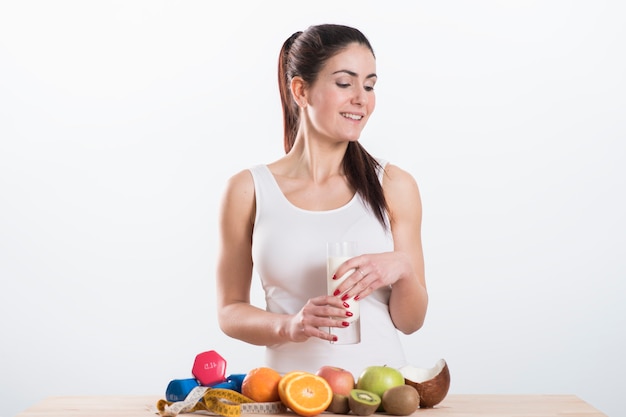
left=340, top=112, right=364, bottom=121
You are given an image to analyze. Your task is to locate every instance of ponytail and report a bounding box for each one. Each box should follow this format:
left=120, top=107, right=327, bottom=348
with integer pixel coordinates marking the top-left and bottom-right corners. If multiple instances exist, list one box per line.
left=278, top=31, right=302, bottom=153
left=344, top=142, right=388, bottom=228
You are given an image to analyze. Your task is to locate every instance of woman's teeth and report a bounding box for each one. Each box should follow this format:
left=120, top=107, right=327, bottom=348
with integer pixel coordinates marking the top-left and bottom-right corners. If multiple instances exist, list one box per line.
left=341, top=113, right=363, bottom=120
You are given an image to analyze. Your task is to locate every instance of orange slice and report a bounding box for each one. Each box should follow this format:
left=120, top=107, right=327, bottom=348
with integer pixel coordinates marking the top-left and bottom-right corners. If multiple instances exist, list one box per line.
left=278, top=371, right=307, bottom=402
left=281, top=373, right=333, bottom=417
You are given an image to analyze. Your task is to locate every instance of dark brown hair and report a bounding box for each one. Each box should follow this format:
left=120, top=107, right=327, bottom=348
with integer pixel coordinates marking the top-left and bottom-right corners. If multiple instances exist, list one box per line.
left=278, top=24, right=389, bottom=227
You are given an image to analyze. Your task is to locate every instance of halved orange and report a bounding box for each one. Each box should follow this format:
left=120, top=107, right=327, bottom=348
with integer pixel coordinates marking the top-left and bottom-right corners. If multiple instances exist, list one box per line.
left=278, top=370, right=307, bottom=402
left=280, top=373, right=333, bottom=417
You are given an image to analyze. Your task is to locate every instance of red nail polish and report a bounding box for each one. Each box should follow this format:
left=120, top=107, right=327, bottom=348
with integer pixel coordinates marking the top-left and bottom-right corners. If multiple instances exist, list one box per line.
left=343, top=302, right=350, bottom=308
left=354, top=295, right=360, bottom=301
left=333, top=289, right=340, bottom=296
left=341, top=294, right=349, bottom=301
left=346, top=311, right=353, bottom=317
left=332, top=274, right=337, bottom=280
left=342, top=321, right=350, bottom=327
left=332, top=336, right=338, bottom=342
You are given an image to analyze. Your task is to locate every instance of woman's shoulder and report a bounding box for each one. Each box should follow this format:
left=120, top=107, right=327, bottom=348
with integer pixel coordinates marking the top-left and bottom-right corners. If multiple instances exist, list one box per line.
left=381, top=162, right=422, bottom=223
left=218, top=168, right=258, bottom=225
left=227, top=167, right=255, bottom=186
left=221, top=167, right=257, bottom=205
left=381, top=162, right=421, bottom=205
left=382, top=162, right=419, bottom=189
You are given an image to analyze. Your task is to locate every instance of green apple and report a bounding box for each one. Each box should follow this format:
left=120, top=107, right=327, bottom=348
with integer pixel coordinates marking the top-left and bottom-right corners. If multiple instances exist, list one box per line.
left=356, top=366, right=405, bottom=410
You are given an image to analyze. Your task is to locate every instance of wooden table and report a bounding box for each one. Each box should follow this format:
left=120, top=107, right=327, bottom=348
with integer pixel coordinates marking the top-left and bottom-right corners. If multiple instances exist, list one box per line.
left=15, top=394, right=607, bottom=417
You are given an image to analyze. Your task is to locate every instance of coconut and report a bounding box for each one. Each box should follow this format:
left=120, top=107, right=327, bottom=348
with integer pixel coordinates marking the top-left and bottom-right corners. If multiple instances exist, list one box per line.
left=399, top=359, right=450, bottom=408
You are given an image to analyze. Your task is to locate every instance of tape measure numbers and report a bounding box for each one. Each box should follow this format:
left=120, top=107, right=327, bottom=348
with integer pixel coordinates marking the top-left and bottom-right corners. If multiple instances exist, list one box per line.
left=157, top=387, right=286, bottom=417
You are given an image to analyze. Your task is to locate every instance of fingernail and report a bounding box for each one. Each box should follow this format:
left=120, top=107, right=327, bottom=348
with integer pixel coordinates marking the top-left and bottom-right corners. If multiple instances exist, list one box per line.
left=332, top=336, right=338, bottom=342
left=343, top=302, right=350, bottom=308
left=354, top=295, right=361, bottom=301
left=346, top=311, right=353, bottom=317
left=342, top=321, right=350, bottom=327
left=333, top=289, right=340, bottom=296
left=341, top=294, right=349, bottom=301
left=332, top=274, right=337, bottom=280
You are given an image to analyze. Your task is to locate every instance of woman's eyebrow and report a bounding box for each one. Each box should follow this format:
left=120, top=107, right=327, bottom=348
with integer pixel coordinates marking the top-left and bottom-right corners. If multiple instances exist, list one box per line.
left=332, top=69, right=378, bottom=79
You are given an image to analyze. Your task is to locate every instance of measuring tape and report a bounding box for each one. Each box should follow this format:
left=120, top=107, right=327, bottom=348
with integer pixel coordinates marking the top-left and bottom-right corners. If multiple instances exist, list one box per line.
left=157, top=386, right=287, bottom=416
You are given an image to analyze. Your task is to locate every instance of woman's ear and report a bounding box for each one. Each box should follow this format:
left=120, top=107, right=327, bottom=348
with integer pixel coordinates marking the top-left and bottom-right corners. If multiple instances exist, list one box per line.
left=290, top=76, right=308, bottom=108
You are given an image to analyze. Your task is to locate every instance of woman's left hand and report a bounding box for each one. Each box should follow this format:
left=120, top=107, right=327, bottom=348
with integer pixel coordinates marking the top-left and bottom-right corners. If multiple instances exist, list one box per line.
left=331, top=251, right=412, bottom=301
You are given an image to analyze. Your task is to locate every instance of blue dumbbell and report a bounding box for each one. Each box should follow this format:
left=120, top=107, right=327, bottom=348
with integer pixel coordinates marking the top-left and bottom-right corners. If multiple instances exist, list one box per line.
left=165, top=373, right=247, bottom=402
left=225, top=374, right=247, bottom=392
left=165, top=378, right=201, bottom=402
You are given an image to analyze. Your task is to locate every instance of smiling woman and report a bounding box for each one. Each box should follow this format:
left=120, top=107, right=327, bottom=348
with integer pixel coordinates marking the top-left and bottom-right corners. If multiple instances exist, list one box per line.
left=215, top=23, right=428, bottom=376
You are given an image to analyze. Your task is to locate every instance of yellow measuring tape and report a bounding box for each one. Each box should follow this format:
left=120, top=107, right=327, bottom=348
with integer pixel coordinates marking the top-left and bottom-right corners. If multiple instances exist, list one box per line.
left=157, top=387, right=287, bottom=416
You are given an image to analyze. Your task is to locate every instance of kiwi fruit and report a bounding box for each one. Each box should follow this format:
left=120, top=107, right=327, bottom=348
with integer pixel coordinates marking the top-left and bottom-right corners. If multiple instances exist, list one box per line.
left=348, top=389, right=381, bottom=416
left=381, top=385, right=420, bottom=415
left=326, top=393, right=350, bottom=414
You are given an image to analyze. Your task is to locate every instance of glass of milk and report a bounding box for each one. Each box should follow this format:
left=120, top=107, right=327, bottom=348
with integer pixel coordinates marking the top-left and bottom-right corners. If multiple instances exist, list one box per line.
left=327, top=241, right=361, bottom=344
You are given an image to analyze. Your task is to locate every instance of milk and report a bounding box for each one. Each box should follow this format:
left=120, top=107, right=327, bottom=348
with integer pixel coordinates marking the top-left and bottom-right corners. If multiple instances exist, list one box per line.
left=327, top=256, right=360, bottom=322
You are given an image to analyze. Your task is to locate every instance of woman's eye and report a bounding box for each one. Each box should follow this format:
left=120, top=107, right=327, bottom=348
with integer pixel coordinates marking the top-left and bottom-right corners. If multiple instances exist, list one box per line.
left=336, top=82, right=375, bottom=91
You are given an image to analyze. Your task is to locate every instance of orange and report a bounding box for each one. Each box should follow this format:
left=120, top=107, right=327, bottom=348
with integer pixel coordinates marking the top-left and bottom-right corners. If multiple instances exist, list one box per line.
left=281, top=373, right=333, bottom=417
left=241, top=367, right=282, bottom=402
left=278, top=370, right=306, bottom=402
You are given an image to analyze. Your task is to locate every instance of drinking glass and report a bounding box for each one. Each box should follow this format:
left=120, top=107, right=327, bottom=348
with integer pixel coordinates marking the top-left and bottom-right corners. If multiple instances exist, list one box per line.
left=326, top=241, right=361, bottom=344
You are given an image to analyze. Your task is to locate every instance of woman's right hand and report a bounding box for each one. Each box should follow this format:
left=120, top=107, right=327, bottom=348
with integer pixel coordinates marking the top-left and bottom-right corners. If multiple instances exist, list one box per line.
left=287, top=295, right=352, bottom=343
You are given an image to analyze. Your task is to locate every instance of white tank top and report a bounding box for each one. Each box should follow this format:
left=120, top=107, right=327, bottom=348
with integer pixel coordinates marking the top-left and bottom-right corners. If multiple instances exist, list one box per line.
left=249, top=162, right=407, bottom=377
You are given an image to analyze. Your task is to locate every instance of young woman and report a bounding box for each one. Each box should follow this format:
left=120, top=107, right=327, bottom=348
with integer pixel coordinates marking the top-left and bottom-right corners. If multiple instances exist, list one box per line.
left=216, top=24, right=427, bottom=376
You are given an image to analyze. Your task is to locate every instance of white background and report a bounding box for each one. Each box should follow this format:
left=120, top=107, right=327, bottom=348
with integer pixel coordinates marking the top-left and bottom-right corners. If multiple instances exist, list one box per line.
left=1, top=1, right=624, bottom=416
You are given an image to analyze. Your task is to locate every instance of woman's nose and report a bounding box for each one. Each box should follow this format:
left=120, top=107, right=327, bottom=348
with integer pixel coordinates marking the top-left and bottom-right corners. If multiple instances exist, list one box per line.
left=351, top=88, right=367, bottom=105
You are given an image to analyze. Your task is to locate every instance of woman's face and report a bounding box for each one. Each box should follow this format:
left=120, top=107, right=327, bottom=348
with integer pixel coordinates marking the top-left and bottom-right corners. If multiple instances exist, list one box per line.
left=302, top=43, right=377, bottom=143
